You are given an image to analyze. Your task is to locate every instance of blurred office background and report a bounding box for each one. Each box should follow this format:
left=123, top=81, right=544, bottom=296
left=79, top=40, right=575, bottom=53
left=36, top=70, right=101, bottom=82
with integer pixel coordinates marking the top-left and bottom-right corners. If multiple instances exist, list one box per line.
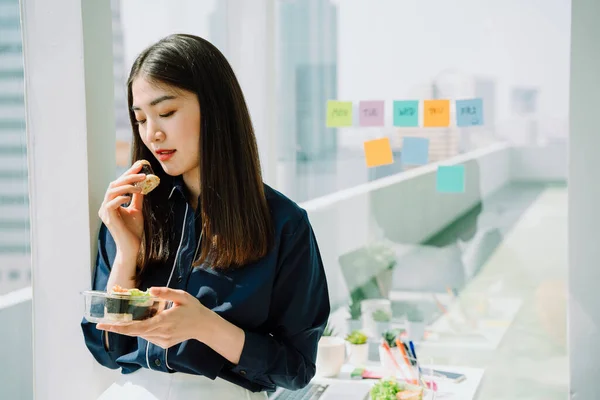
left=1, top=0, right=571, bottom=399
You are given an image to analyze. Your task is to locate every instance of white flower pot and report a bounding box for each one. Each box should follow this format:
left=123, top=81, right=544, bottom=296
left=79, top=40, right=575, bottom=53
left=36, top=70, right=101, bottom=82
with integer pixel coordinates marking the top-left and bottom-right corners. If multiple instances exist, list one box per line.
left=315, top=336, right=346, bottom=377
left=346, top=343, right=369, bottom=366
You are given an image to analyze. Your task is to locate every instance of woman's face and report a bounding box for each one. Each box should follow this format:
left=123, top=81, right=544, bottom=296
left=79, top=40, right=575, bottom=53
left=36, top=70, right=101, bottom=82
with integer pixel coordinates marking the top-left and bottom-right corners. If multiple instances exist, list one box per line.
left=131, top=76, right=201, bottom=178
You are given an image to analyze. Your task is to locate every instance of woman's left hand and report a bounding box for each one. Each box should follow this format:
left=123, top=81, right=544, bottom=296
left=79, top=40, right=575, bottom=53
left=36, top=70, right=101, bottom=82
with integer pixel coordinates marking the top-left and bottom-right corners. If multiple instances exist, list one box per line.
left=97, top=287, right=210, bottom=349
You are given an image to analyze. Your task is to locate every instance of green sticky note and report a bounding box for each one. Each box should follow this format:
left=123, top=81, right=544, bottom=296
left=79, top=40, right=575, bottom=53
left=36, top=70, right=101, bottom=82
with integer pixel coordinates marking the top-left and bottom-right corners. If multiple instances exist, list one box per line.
left=326, top=101, right=353, bottom=127
left=393, top=100, right=419, bottom=127
left=436, top=165, right=465, bottom=193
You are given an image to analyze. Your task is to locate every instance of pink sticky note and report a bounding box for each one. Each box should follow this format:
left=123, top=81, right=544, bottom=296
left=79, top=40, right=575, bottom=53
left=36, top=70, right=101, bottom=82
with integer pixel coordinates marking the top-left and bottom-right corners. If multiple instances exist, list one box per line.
left=359, top=101, right=385, bottom=127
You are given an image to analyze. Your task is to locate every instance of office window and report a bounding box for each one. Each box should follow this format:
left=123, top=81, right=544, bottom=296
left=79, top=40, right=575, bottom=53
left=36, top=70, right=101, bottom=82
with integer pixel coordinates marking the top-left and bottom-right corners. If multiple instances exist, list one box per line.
left=0, top=1, right=34, bottom=399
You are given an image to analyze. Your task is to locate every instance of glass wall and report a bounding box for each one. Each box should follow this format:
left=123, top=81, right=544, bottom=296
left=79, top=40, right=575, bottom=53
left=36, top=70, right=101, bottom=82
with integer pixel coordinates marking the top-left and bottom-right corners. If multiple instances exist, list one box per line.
left=113, top=0, right=228, bottom=176
left=0, top=0, right=30, bottom=295
left=109, top=1, right=569, bottom=398
left=0, top=0, right=34, bottom=398
left=8, top=0, right=569, bottom=398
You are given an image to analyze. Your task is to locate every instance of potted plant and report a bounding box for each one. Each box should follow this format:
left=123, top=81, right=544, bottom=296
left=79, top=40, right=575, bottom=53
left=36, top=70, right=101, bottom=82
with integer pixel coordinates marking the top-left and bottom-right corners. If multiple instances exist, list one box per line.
left=379, top=329, right=403, bottom=372
left=372, top=308, right=392, bottom=337
left=406, top=307, right=426, bottom=341
left=346, top=300, right=362, bottom=333
left=345, top=330, right=369, bottom=366
left=322, top=323, right=336, bottom=337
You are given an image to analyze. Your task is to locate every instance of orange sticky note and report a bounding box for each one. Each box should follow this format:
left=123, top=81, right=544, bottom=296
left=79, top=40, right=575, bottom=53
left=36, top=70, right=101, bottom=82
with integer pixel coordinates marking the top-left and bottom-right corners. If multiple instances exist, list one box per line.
left=423, top=100, right=450, bottom=127
left=363, top=138, right=394, bottom=168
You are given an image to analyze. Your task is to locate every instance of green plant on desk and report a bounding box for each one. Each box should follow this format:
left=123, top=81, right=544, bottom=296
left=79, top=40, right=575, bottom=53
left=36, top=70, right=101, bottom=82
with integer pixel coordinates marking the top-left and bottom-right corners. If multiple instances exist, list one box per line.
left=345, top=330, right=368, bottom=345
left=381, top=328, right=402, bottom=348
left=372, top=308, right=391, bottom=322
left=322, top=323, right=335, bottom=337
left=406, top=307, right=424, bottom=323
left=348, top=300, right=362, bottom=320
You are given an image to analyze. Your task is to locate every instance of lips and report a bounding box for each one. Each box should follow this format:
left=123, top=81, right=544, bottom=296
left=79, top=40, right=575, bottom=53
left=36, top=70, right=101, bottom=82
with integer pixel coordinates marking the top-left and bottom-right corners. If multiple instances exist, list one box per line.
left=155, top=149, right=176, bottom=161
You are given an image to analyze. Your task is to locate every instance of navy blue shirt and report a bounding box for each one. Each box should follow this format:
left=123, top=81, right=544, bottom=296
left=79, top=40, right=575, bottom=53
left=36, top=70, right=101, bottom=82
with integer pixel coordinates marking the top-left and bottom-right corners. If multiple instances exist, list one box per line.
left=81, top=178, right=331, bottom=393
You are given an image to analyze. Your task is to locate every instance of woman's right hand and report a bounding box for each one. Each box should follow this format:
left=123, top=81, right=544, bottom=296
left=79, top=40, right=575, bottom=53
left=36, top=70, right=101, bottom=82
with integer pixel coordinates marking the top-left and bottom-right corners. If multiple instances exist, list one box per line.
left=98, top=161, right=147, bottom=259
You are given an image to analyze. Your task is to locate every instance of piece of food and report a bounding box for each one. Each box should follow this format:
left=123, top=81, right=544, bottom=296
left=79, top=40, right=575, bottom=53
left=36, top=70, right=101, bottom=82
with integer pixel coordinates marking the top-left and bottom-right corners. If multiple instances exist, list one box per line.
left=127, top=288, right=157, bottom=320
left=104, top=285, right=133, bottom=322
left=396, top=390, right=423, bottom=400
left=104, top=285, right=154, bottom=322
left=135, top=160, right=160, bottom=195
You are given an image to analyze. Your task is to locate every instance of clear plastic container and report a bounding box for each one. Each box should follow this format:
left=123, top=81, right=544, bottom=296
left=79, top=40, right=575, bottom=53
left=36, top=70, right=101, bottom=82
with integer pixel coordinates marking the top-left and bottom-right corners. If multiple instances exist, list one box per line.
left=82, top=290, right=172, bottom=324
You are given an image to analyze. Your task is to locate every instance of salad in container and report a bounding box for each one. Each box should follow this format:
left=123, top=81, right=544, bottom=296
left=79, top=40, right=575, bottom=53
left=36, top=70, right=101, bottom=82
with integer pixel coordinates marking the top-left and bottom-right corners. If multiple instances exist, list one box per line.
left=82, top=285, right=172, bottom=324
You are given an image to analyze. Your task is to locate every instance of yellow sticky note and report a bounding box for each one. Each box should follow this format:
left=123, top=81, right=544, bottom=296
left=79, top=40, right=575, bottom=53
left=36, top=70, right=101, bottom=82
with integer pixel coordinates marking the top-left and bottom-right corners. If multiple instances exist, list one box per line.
left=423, top=100, right=450, bottom=127
left=326, top=101, right=353, bottom=127
left=364, top=138, right=394, bottom=168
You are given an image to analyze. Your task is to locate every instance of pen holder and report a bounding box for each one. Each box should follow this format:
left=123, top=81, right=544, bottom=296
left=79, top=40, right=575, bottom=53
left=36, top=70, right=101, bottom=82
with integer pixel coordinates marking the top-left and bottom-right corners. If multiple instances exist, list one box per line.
left=378, top=348, right=437, bottom=399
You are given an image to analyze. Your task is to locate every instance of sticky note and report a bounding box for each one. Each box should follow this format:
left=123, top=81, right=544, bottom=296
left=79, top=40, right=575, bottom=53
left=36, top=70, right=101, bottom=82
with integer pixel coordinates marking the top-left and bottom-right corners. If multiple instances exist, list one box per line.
left=326, top=101, right=353, bottom=127
left=359, top=101, right=385, bottom=127
left=393, top=100, right=419, bottom=127
left=401, top=137, right=429, bottom=165
left=456, top=98, right=484, bottom=126
left=423, top=100, right=450, bottom=127
left=436, top=165, right=465, bottom=193
left=364, top=138, right=394, bottom=168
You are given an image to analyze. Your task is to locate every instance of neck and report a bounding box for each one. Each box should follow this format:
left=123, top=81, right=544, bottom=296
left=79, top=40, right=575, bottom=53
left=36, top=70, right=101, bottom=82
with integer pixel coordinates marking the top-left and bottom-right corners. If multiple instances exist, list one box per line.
left=182, top=167, right=201, bottom=210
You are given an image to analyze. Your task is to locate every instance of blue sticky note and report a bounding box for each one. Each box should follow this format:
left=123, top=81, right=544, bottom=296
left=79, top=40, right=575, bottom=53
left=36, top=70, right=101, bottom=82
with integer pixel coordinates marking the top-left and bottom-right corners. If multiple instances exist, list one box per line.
left=436, top=165, right=465, bottom=193
left=402, top=137, right=429, bottom=165
left=393, top=100, right=419, bottom=127
left=456, top=98, right=483, bottom=127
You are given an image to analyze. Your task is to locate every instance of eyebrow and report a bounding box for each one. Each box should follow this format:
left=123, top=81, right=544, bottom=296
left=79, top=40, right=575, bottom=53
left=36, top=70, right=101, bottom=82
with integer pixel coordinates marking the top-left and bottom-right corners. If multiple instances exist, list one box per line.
left=131, top=95, right=177, bottom=111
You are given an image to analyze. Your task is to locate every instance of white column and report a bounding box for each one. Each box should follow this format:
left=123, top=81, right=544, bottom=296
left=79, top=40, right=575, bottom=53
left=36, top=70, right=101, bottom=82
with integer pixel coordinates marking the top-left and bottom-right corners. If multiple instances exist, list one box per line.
left=569, top=1, right=600, bottom=398
left=20, top=0, right=119, bottom=398
left=226, top=0, right=277, bottom=188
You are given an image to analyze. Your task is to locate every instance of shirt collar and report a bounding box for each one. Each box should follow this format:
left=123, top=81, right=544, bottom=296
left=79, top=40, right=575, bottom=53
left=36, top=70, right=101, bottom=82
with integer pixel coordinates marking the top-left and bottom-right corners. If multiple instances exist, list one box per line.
left=168, top=175, right=186, bottom=201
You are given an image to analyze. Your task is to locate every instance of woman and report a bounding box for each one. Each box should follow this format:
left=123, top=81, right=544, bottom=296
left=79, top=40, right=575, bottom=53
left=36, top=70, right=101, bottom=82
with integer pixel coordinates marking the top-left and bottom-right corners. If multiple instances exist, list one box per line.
left=81, top=34, right=330, bottom=400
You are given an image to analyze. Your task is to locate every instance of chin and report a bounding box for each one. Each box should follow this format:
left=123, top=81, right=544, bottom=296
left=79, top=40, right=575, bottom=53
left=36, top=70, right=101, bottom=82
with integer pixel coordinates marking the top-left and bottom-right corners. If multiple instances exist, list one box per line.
left=159, top=164, right=184, bottom=177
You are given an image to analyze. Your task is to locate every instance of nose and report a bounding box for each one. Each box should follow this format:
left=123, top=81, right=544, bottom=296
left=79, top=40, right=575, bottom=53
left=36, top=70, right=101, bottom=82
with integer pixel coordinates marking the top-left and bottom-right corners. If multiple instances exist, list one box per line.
left=144, top=118, right=165, bottom=143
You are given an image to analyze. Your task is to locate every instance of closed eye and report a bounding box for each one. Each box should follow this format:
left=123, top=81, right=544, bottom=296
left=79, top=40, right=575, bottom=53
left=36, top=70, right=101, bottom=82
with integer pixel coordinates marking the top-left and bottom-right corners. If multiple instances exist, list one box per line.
left=160, top=110, right=176, bottom=118
left=135, top=119, right=146, bottom=125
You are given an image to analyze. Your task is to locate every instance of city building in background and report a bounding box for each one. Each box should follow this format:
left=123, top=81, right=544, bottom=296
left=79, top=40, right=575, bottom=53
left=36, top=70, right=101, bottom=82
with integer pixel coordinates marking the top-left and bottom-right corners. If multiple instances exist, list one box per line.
left=0, top=0, right=30, bottom=295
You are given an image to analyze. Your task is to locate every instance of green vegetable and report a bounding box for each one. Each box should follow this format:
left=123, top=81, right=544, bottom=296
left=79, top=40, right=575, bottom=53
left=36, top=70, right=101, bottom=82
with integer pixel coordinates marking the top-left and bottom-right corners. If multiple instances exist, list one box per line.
left=323, top=323, right=335, bottom=337
left=370, top=378, right=402, bottom=400
left=128, top=288, right=151, bottom=298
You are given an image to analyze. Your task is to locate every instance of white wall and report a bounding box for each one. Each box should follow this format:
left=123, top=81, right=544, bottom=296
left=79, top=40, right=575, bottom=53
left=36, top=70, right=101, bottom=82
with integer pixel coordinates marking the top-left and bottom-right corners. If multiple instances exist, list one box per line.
left=569, top=0, right=600, bottom=398
left=511, top=140, right=568, bottom=183
left=336, top=0, right=571, bottom=143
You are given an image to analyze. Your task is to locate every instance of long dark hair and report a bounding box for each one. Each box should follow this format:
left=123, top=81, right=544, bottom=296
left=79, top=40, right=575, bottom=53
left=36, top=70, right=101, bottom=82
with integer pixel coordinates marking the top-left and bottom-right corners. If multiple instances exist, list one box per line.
left=127, top=34, right=274, bottom=280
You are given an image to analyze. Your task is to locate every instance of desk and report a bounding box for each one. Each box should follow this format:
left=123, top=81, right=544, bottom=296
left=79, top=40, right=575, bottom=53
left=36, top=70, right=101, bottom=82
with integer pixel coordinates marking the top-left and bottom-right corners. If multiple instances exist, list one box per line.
left=312, top=363, right=485, bottom=399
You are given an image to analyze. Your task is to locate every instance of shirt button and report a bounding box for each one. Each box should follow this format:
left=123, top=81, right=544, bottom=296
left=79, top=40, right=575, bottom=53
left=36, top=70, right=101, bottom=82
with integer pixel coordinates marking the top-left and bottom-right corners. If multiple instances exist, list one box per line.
left=240, top=370, right=246, bottom=376
left=177, top=276, right=182, bottom=283
left=155, top=359, right=162, bottom=367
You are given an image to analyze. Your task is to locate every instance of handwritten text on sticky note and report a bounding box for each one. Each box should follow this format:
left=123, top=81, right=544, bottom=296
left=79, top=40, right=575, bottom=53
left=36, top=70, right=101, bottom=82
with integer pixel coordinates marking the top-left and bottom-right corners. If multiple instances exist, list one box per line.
left=326, top=101, right=353, bottom=127
left=359, top=101, right=385, bottom=127
left=423, top=100, right=450, bottom=127
left=393, top=100, right=419, bottom=127
left=456, top=98, right=483, bottom=126
left=436, top=165, right=465, bottom=193
left=364, top=138, right=394, bottom=168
